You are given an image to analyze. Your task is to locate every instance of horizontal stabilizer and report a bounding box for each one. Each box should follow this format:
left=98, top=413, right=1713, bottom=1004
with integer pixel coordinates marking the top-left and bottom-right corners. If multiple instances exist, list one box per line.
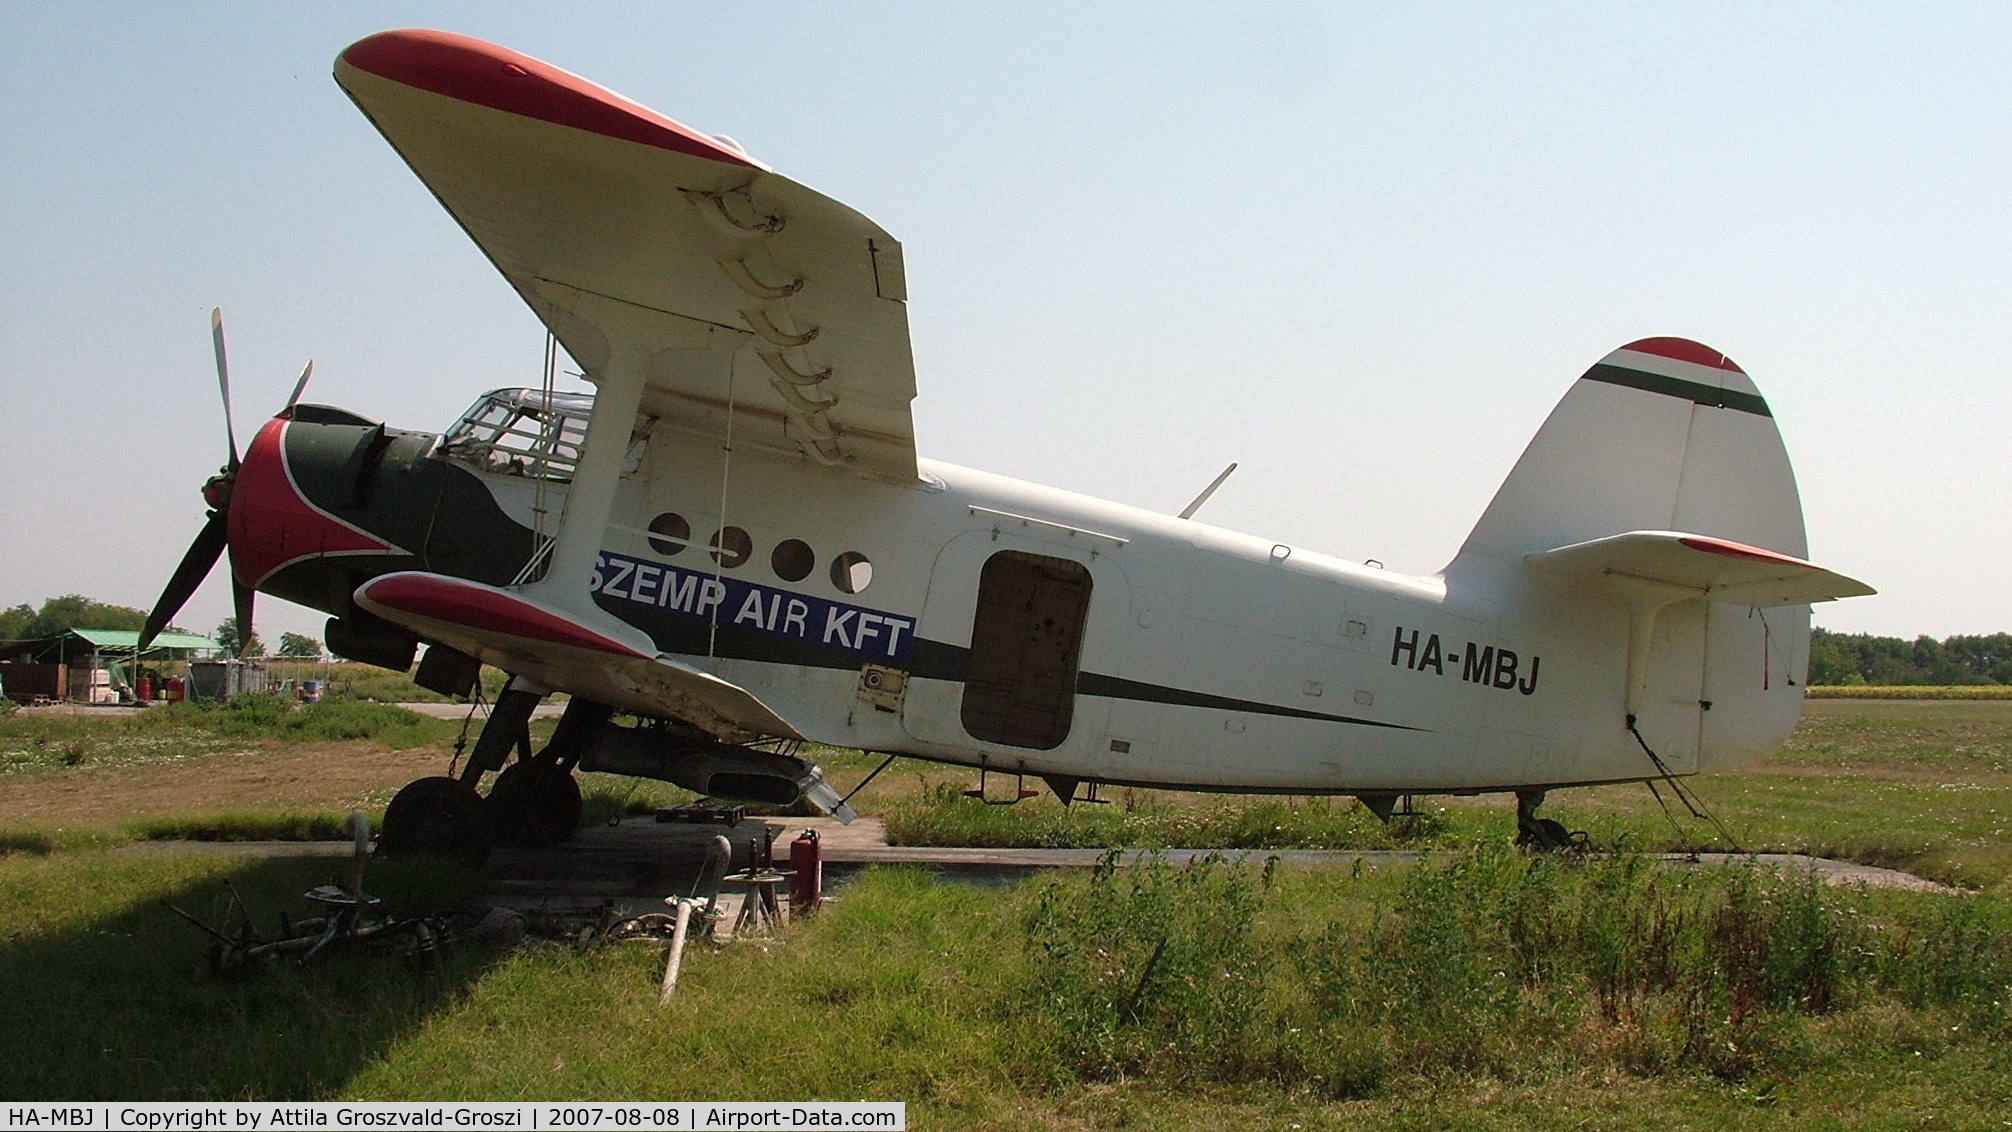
left=1525, top=531, right=1874, bottom=607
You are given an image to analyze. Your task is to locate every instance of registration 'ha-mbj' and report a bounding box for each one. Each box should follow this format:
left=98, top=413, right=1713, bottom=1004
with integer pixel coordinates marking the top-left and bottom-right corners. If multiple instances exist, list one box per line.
left=140, top=29, right=1874, bottom=860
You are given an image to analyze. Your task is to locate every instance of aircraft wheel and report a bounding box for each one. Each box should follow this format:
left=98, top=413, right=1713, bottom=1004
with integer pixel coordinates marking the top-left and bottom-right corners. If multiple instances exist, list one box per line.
left=1515, top=816, right=1575, bottom=852
left=381, top=776, right=491, bottom=867
left=486, top=760, right=582, bottom=849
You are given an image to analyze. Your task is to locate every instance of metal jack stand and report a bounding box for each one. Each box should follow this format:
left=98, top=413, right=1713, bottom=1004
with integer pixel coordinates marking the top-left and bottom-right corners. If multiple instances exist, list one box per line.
left=720, top=867, right=793, bottom=939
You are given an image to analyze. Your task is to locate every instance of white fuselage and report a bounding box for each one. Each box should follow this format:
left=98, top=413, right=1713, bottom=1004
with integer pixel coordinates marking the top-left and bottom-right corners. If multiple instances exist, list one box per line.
left=530, top=423, right=1809, bottom=796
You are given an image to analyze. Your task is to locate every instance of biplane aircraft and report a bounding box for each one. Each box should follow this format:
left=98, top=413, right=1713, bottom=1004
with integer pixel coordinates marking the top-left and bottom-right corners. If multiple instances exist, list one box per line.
left=139, top=29, right=1872, bottom=862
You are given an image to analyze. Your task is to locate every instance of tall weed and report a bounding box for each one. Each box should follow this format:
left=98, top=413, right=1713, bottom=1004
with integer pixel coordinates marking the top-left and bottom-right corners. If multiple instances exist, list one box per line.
left=1016, top=847, right=2010, bottom=1095
left=1020, top=852, right=1272, bottom=1082
left=1879, top=896, right=2012, bottom=1026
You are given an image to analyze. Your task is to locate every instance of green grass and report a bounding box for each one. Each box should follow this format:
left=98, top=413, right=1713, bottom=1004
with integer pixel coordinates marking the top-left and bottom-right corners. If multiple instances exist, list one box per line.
left=0, top=696, right=455, bottom=773
left=0, top=699, right=2005, bottom=1121
left=1, top=850, right=2006, bottom=1126
left=887, top=701, right=2012, bottom=895
left=0, top=850, right=488, bottom=1099
left=128, top=811, right=357, bottom=843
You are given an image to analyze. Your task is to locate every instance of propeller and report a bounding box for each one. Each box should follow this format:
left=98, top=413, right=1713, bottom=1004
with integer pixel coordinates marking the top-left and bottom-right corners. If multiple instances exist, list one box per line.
left=138, top=309, right=312, bottom=656
left=211, top=307, right=239, bottom=471
left=284, top=360, right=315, bottom=412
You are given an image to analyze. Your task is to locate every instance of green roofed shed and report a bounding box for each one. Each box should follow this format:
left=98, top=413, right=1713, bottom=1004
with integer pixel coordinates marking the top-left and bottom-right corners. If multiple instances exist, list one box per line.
left=62, top=627, right=222, bottom=654
left=1, top=628, right=222, bottom=664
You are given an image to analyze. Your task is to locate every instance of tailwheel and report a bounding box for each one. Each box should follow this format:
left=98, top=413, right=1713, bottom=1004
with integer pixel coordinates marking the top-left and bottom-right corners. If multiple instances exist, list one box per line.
left=1513, top=789, right=1588, bottom=852
left=485, top=758, right=583, bottom=848
left=380, top=776, right=492, bottom=867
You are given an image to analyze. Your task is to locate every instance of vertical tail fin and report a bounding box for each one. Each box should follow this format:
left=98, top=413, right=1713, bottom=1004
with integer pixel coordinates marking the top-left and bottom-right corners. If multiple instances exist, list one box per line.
left=1455, top=338, right=1827, bottom=772
left=1456, top=337, right=1806, bottom=565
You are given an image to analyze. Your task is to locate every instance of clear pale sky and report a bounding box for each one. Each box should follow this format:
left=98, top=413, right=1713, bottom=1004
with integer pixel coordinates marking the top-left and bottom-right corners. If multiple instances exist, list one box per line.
left=3, top=3, right=2007, bottom=647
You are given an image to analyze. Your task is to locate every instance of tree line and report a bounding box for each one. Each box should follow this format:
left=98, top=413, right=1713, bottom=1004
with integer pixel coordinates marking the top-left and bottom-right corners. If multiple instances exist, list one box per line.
left=0, top=594, right=321, bottom=659
left=1808, top=628, right=2010, bottom=686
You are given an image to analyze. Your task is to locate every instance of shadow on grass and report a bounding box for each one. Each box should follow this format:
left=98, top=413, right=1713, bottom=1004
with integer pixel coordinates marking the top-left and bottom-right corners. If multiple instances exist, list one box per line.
left=0, top=852, right=501, bottom=1098
left=0, top=831, right=60, bottom=855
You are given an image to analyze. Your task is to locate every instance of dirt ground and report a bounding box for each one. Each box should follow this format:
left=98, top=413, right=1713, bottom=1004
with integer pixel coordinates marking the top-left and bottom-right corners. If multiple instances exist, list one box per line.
left=0, top=741, right=456, bottom=828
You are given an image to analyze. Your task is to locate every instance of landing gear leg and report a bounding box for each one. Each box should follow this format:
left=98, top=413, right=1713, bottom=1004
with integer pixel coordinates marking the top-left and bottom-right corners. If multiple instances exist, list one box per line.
left=459, top=678, right=546, bottom=785
left=486, top=698, right=614, bottom=848
left=379, top=676, right=544, bottom=866
left=1514, top=789, right=1582, bottom=851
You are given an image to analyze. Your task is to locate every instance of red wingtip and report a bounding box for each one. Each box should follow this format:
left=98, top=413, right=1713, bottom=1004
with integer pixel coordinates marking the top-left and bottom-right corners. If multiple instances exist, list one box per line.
left=357, top=573, right=650, bottom=659
left=1677, top=535, right=1808, bottom=568
left=1620, top=337, right=1744, bottom=374
left=338, top=29, right=757, bottom=168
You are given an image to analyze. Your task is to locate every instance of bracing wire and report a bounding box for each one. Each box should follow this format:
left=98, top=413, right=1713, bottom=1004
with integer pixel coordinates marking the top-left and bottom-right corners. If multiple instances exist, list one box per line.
left=708, top=353, right=738, bottom=658
left=1752, top=605, right=1800, bottom=689
left=448, top=683, right=490, bottom=778
left=1627, top=713, right=1744, bottom=852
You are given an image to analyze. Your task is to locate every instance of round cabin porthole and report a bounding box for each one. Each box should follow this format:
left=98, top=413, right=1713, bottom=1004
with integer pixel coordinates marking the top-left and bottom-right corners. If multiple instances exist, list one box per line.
left=771, top=538, right=815, bottom=582
left=647, top=512, right=691, bottom=555
left=710, top=526, right=753, bottom=568
left=831, top=551, right=873, bottom=594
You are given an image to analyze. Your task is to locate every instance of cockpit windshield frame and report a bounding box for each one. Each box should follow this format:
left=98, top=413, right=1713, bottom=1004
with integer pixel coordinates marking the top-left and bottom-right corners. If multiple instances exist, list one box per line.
left=439, top=388, right=596, bottom=482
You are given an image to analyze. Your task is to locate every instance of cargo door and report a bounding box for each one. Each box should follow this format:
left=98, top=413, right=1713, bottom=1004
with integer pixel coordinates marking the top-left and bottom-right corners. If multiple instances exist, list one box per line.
left=960, top=551, right=1092, bottom=750
left=903, top=529, right=1127, bottom=757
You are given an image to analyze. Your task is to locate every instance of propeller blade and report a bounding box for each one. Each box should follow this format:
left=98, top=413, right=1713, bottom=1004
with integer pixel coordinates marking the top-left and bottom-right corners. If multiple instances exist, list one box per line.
left=232, top=580, right=257, bottom=659
left=211, top=307, right=240, bottom=471
left=139, top=511, right=229, bottom=651
left=283, top=360, right=315, bottom=412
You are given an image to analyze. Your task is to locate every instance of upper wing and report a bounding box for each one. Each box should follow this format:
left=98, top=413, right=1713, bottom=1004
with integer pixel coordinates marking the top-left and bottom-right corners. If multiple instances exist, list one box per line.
left=335, top=30, right=918, bottom=481
left=1526, top=531, right=1875, bottom=606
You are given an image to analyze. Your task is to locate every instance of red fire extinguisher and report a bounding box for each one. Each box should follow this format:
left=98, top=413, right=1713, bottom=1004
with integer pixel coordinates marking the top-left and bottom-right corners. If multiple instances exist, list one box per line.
left=789, top=829, right=822, bottom=913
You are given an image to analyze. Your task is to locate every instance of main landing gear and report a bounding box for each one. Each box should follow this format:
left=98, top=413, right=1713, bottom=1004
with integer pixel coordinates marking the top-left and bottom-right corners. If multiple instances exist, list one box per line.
left=379, top=679, right=614, bottom=866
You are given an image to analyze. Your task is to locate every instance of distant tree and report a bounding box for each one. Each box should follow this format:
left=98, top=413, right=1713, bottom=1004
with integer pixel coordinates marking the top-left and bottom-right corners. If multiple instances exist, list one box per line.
left=276, top=631, right=323, bottom=659
left=214, top=617, right=265, bottom=659
left=21, top=595, right=149, bottom=640
left=0, top=603, right=32, bottom=644
left=1809, top=627, right=2008, bottom=685
left=1806, top=632, right=1860, bottom=685
left=1942, top=634, right=2012, bottom=685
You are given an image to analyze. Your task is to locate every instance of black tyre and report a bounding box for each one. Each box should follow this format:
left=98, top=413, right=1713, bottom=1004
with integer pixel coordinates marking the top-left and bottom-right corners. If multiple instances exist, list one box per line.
left=381, top=776, right=491, bottom=867
left=486, top=760, right=583, bottom=848
left=1516, top=816, right=1580, bottom=852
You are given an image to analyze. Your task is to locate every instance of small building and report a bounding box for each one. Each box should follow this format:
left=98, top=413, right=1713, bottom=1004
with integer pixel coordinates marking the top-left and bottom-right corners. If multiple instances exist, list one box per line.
left=187, top=659, right=271, bottom=701
left=0, top=628, right=222, bottom=704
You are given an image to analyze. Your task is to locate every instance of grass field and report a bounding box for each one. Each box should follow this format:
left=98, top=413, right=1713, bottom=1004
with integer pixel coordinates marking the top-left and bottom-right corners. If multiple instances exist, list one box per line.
left=882, top=700, right=2012, bottom=894
left=1, top=848, right=2006, bottom=1125
left=0, top=696, right=2007, bottom=1121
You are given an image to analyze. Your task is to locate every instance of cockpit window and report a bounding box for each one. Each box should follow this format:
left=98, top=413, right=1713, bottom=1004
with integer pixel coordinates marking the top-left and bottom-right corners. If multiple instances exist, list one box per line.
left=439, top=389, right=596, bottom=481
